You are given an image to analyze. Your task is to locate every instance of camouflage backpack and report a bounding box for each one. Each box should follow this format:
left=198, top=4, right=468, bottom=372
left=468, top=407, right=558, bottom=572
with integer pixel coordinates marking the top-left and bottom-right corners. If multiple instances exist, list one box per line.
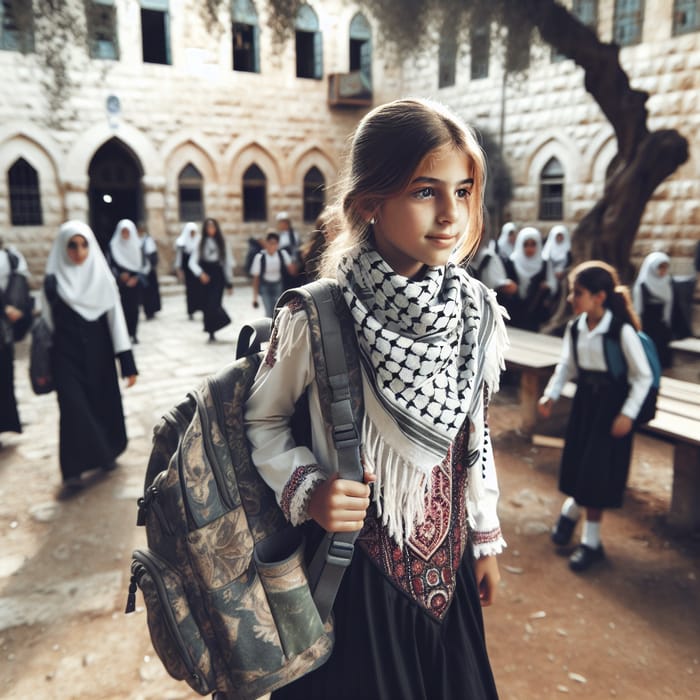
left=125, top=280, right=363, bottom=699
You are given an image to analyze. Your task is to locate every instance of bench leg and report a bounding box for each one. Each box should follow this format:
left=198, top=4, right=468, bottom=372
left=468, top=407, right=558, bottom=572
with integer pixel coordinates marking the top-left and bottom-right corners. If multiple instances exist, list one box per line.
left=519, top=372, right=546, bottom=435
left=668, top=443, right=700, bottom=532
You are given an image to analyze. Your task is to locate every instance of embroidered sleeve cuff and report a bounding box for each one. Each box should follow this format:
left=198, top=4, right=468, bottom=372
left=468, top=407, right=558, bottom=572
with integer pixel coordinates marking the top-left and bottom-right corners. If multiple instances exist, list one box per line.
left=280, top=464, right=326, bottom=526
left=470, top=527, right=507, bottom=559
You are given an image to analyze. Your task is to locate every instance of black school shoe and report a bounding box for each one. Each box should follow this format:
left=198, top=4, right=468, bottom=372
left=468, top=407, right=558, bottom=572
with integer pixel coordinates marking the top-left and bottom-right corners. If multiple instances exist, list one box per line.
left=551, top=514, right=578, bottom=546
left=569, top=544, right=605, bottom=572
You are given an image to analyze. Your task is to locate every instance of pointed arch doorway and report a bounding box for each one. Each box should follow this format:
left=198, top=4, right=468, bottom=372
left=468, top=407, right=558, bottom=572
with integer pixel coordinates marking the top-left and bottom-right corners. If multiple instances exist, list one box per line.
left=88, top=138, right=144, bottom=250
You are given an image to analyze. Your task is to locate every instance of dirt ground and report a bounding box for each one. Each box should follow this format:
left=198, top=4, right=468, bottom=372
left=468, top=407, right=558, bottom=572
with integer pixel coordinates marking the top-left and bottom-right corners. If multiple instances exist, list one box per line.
left=1, top=296, right=699, bottom=699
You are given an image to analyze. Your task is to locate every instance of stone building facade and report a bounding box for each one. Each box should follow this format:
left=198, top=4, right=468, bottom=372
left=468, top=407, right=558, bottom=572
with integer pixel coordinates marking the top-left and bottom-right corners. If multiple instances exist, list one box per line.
left=418, top=0, right=699, bottom=275
left=0, top=0, right=399, bottom=277
left=0, top=0, right=698, bottom=280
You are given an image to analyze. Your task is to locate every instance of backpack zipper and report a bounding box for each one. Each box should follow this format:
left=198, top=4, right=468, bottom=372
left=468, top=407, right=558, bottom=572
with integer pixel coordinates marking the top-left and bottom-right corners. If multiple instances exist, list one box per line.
left=137, top=471, right=173, bottom=534
left=129, top=549, right=204, bottom=688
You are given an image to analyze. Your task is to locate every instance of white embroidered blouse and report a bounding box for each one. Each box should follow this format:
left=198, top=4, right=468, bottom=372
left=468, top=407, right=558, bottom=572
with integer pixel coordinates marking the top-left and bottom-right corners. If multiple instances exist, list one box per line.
left=244, top=304, right=506, bottom=559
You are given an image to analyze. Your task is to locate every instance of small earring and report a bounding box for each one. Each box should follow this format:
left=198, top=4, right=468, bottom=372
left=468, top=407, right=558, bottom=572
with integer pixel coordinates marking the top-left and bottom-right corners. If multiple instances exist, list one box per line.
left=369, top=217, right=376, bottom=225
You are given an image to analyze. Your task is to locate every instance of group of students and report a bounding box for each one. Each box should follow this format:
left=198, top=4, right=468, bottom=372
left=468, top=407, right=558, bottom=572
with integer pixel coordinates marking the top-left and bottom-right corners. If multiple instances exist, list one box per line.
left=468, top=220, right=571, bottom=331
left=1, top=96, right=697, bottom=699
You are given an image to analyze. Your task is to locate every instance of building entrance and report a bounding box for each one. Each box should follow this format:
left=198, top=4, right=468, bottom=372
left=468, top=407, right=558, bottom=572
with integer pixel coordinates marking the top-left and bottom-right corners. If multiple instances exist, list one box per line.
left=88, top=138, right=144, bottom=250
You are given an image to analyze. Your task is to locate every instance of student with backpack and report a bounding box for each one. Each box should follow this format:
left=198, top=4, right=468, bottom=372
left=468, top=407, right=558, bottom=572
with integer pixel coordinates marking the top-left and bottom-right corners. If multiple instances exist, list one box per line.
left=244, top=97, right=508, bottom=700
left=249, top=231, right=293, bottom=317
left=537, top=261, right=653, bottom=572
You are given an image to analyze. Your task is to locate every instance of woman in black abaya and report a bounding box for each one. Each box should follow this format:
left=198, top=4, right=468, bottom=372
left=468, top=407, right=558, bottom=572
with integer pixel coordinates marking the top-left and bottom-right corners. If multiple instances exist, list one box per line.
left=109, top=219, right=149, bottom=344
left=42, top=221, right=138, bottom=489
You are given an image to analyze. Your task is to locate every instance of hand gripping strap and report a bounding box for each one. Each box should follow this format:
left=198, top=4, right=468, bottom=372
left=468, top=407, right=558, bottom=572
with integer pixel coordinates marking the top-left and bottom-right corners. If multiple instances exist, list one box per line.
left=276, top=280, right=364, bottom=622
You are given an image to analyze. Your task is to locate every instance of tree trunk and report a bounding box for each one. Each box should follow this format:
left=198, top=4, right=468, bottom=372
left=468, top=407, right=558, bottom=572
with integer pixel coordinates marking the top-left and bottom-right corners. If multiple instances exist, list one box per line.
left=523, top=0, right=689, bottom=282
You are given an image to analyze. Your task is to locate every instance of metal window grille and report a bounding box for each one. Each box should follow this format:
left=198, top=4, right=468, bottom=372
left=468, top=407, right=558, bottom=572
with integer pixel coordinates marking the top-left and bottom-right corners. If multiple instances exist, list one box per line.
left=613, top=0, right=644, bottom=46
left=8, top=158, right=43, bottom=226
left=672, top=0, right=699, bottom=35
left=539, top=158, right=564, bottom=221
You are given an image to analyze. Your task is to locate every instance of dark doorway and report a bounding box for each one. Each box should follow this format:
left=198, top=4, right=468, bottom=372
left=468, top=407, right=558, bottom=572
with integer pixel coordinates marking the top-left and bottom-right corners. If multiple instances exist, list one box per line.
left=88, top=138, right=144, bottom=251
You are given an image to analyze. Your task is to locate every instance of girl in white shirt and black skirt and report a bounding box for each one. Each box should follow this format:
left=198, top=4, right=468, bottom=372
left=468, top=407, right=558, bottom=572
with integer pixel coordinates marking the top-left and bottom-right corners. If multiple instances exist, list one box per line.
left=538, top=261, right=653, bottom=572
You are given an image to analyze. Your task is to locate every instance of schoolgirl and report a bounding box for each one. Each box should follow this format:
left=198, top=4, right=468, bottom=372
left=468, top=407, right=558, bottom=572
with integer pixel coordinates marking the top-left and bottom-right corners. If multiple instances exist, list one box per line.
left=245, top=97, right=508, bottom=700
left=543, top=224, right=572, bottom=283
left=495, top=221, right=516, bottom=258
left=187, top=217, right=234, bottom=341
left=0, top=241, right=31, bottom=435
left=538, top=261, right=653, bottom=572
left=42, top=221, right=137, bottom=490
left=174, top=221, right=202, bottom=319
left=632, top=251, right=674, bottom=368
left=503, top=226, right=557, bottom=330
left=138, top=222, right=162, bottom=320
left=109, top=218, right=149, bottom=344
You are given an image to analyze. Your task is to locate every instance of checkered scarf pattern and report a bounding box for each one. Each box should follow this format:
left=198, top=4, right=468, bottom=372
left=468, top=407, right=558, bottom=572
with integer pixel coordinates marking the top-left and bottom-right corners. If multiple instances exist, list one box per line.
left=338, top=246, right=500, bottom=541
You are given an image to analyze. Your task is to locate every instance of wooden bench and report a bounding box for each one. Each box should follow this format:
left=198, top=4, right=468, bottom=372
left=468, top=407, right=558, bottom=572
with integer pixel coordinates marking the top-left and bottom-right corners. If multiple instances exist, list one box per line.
left=669, top=336, right=700, bottom=364
left=505, top=327, right=700, bottom=532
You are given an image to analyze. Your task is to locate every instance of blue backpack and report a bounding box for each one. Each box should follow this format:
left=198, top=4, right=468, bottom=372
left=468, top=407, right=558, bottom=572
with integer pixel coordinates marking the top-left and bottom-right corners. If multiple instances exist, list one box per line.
left=570, top=315, right=661, bottom=424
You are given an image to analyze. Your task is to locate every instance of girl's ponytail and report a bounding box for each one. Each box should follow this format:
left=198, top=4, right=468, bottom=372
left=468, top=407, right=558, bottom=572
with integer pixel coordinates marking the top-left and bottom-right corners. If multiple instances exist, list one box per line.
left=610, top=285, right=641, bottom=331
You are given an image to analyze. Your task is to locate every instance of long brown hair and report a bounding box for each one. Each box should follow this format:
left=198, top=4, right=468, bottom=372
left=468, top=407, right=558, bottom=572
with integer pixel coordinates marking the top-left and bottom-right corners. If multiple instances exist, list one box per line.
left=570, top=260, right=641, bottom=331
left=319, top=97, right=486, bottom=278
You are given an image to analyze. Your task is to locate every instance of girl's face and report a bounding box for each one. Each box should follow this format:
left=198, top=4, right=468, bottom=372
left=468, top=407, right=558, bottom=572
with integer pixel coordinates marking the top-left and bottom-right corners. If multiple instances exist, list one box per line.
left=555, top=232, right=565, bottom=245
left=205, top=221, right=217, bottom=237
left=655, top=262, right=670, bottom=277
left=522, top=237, right=539, bottom=258
left=120, top=227, right=130, bottom=240
left=568, top=282, right=605, bottom=317
left=66, top=235, right=89, bottom=266
left=371, top=146, right=473, bottom=279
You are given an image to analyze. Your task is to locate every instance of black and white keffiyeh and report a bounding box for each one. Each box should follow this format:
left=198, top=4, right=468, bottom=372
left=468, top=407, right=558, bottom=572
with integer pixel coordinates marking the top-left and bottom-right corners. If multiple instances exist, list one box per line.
left=338, top=246, right=508, bottom=541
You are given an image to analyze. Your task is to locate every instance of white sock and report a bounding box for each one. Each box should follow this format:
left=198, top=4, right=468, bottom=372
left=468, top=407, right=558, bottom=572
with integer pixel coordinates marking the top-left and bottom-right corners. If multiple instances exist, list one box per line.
left=561, top=497, right=581, bottom=521
left=581, top=521, right=601, bottom=549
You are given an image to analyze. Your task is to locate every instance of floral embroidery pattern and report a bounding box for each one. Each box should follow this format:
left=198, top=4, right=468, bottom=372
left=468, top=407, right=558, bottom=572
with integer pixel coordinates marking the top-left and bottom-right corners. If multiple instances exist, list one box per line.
left=359, top=425, right=472, bottom=621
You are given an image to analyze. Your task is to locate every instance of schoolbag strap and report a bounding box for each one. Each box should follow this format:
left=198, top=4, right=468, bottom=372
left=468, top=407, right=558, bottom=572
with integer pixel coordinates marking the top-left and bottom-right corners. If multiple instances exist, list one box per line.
left=568, top=316, right=580, bottom=368
left=277, top=279, right=364, bottom=621
left=602, top=315, right=627, bottom=381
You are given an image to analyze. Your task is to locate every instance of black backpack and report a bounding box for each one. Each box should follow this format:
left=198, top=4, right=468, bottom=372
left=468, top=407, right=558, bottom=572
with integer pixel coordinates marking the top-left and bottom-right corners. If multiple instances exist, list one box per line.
left=125, top=280, right=364, bottom=699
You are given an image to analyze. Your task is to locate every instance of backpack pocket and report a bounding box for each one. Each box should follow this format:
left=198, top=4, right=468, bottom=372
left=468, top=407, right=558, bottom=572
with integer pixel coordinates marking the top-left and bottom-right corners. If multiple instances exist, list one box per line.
left=129, top=549, right=216, bottom=695
left=254, top=528, right=327, bottom=658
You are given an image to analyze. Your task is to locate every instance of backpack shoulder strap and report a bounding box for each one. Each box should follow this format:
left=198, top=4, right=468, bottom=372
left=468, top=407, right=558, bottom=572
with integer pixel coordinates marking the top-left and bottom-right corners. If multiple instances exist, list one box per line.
left=602, top=315, right=627, bottom=381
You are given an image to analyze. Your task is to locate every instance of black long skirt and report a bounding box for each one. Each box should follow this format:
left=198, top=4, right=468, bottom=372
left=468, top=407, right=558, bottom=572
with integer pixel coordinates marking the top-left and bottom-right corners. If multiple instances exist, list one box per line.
left=143, top=269, right=161, bottom=319
left=272, top=547, right=498, bottom=700
left=118, top=282, right=142, bottom=340
left=182, top=253, right=204, bottom=316
left=0, top=343, right=21, bottom=433
left=200, top=261, right=230, bottom=334
left=559, top=370, right=632, bottom=509
left=51, top=299, right=128, bottom=480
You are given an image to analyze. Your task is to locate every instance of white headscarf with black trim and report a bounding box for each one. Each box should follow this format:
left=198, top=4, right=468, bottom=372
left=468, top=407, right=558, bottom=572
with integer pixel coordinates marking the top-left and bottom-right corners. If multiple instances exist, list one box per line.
left=542, top=224, right=571, bottom=273
left=175, top=222, right=200, bottom=254
left=338, top=245, right=508, bottom=542
left=633, top=251, right=673, bottom=324
left=510, top=226, right=558, bottom=297
left=42, top=220, right=131, bottom=353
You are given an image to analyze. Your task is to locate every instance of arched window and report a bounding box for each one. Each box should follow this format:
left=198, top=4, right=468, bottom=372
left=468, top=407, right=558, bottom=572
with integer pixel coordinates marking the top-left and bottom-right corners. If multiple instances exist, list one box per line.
left=303, top=167, right=325, bottom=223
left=539, top=157, right=564, bottom=221
left=438, top=23, right=457, bottom=88
left=242, top=164, right=267, bottom=221
left=232, top=0, right=259, bottom=72
left=295, top=4, right=322, bottom=79
left=349, top=13, right=371, bottom=86
left=613, top=0, right=644, bottom=46
left=470, top=22, right=489, bottom=79
left=8, top=158, right=43, bottom=225
left=178, top=163, right=204, bottom=221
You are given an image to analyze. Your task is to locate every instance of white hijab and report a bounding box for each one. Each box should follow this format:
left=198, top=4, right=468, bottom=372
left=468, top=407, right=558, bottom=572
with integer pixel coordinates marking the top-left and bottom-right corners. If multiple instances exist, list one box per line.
left=510, top=227, right=557, bottom=298
left=542, top=224, right=571, bottom=272
left=633, top=251, right=673, bottom=324
left=42, top=221, right=131, bottom=354
left=497, top=222, right=517, bottom=258
left=110, top=219, right=148, bottom=273
left=175, top=222, right=200, bottom=254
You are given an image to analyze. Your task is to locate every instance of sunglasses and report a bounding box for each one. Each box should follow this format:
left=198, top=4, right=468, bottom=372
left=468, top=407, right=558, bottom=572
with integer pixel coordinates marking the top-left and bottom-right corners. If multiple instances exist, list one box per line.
left=67, top=239, right=89, bottom=250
